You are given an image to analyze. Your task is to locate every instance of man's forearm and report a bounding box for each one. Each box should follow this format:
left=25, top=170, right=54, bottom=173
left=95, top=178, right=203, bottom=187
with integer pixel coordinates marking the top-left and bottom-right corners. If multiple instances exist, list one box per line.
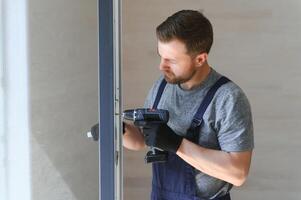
left=123, top=123, right=146, bottom=151
left=176, top=139, right=252, bottom=186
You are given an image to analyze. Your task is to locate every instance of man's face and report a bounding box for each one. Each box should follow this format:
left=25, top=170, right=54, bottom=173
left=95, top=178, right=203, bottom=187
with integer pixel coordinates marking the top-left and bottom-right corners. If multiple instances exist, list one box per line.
left=157, top=39, right=197, bottom=84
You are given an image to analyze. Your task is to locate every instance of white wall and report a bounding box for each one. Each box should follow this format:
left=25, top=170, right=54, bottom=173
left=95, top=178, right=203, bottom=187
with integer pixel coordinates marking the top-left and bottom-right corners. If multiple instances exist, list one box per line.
left=27, top=0, right=301, bottom=199
left=122, top=1, right=301, bottom=200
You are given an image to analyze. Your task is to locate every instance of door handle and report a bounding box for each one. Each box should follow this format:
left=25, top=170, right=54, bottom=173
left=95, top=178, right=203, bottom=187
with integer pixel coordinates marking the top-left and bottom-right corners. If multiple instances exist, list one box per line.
left=86, top=123, right=99, bottom=141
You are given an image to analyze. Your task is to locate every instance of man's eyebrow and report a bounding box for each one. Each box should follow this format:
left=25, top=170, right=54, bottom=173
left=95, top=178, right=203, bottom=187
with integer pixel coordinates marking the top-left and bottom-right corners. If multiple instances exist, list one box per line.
left=156, top=49, right=177, bottom=62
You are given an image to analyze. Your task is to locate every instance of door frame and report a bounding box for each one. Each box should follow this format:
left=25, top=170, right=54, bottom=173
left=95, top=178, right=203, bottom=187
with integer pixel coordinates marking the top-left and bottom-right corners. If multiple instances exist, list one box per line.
left=98, top=0, right=123, bottom=199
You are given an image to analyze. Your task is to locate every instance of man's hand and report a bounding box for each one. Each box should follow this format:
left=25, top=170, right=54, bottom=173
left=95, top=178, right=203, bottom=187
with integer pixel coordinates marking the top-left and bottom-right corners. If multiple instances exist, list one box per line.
left=143, top=123, right=183, bottom=153
left=123, top=123, right=146, bottom=151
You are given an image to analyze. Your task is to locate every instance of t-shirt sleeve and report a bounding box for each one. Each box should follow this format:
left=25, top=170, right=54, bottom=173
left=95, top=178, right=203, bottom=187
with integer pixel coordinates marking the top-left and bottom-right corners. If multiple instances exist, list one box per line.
left=216, top=85, right=254, bottom=152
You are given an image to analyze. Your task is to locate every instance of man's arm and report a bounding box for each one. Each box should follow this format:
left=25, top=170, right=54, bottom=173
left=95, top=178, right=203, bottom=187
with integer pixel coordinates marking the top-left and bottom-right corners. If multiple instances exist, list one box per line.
left=123, top=123, right=146, bottom=151
left=177, top=138, right=252, bottom=186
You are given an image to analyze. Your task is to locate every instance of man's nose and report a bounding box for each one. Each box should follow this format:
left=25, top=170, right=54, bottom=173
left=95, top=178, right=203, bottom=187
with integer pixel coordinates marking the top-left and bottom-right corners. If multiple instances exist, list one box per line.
left=159, top=60, right=169, bottom=71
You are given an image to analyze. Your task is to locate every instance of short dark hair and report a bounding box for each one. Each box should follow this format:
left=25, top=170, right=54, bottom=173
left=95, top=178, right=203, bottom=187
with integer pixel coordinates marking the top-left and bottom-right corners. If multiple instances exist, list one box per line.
left=156, top=10, right=213, bottom=55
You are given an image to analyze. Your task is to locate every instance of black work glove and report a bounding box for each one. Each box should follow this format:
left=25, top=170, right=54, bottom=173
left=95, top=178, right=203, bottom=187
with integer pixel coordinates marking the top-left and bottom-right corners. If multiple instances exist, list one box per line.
left=143, top=123, right=183, bottom=153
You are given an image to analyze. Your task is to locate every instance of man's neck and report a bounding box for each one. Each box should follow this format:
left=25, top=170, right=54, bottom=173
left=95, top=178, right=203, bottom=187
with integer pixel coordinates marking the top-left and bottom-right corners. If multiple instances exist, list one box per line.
left=180, top=63, right=211, bottom=90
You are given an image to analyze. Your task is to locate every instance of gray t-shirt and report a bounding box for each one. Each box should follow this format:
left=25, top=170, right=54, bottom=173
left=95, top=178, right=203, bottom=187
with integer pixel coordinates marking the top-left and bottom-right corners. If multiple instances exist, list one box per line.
left=144, top=68, right=254, bottom=199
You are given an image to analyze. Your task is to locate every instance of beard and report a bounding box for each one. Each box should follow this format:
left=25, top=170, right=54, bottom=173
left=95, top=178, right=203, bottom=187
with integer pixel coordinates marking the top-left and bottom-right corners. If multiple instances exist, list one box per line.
left=163, top=69, right=197, bottom=85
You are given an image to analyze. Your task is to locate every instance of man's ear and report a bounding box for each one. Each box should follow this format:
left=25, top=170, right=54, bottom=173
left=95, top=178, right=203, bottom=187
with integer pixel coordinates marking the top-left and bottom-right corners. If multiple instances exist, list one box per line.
left=194, top=52, right=208, bottom=67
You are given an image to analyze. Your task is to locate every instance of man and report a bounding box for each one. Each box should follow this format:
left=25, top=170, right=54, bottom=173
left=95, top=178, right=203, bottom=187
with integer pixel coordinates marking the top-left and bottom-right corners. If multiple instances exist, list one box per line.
left=123, top=10, right=254, bottom=200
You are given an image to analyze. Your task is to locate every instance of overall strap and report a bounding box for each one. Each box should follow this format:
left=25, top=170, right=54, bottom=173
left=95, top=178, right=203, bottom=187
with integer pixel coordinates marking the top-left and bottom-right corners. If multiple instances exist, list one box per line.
left=187, top=76, right=231, bottom=141
left=152, top=79, right=167, bottom=109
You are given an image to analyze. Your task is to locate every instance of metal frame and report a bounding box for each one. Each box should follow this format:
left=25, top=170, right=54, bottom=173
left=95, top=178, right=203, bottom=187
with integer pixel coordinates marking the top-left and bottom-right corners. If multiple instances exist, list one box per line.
left=98, top=0, right=122, bottom=199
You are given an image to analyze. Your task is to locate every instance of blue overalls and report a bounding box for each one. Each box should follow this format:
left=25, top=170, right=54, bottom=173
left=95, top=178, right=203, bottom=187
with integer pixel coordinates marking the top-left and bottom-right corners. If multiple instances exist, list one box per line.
left=151, top=77, right=231, bottom=200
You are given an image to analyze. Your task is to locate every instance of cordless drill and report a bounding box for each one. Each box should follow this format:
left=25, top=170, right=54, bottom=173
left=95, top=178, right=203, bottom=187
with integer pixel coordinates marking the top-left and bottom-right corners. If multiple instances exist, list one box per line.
left=123, top=108, right=169, bottom=163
